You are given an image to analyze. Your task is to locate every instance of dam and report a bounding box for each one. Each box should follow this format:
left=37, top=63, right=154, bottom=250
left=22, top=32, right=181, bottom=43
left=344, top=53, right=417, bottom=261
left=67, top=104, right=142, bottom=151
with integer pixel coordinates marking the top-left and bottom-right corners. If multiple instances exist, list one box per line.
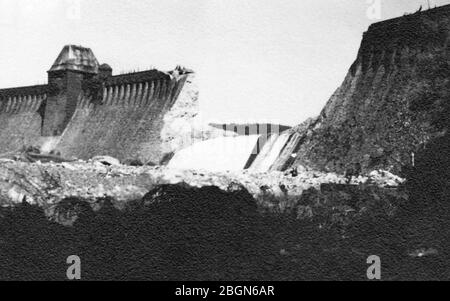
left=0, top=45, right=292, bottom=170
left=0, top=45, right=193, bottom=164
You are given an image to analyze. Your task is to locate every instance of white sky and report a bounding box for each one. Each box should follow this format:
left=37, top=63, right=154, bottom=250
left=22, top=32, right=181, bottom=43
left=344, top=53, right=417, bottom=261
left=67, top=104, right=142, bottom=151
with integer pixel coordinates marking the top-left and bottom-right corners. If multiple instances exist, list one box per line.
left=0, top=0, right=448, bottom=125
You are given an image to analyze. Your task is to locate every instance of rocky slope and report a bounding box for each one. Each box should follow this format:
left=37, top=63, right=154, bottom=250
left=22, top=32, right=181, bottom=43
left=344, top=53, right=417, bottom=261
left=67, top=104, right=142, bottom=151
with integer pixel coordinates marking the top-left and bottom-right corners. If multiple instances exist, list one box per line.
left=262, top=6, right=450, bottom=174
left=0, top=159, right=404, bottom=221
left=1, top=178, right=428, bottom=281
left=5, top=159, right=438, bottom=281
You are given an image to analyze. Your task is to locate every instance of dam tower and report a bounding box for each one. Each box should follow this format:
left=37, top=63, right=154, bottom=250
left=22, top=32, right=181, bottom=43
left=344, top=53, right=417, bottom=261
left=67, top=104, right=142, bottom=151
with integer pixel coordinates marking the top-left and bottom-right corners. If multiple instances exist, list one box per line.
left=42, top=45, right=100, bottom=136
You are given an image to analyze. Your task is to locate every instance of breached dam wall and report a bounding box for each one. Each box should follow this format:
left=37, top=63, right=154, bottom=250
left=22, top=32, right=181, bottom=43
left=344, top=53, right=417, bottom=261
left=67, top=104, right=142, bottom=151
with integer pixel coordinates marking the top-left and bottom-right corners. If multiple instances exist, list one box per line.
left=168, top=135, right=261, bottom=172
left=249, top=132, right=291, bottom=172
left=0, top=93, right=47, bottom=153
left=54, top=75, right=189, bottom=163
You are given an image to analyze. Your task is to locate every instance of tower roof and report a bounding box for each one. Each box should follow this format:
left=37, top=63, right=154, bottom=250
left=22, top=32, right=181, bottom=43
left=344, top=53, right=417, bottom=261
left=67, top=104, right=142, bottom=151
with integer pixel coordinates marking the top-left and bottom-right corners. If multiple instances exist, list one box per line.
left=99, top=63, right=112, bottom=71
left=49, top=45, right=99, bottom=74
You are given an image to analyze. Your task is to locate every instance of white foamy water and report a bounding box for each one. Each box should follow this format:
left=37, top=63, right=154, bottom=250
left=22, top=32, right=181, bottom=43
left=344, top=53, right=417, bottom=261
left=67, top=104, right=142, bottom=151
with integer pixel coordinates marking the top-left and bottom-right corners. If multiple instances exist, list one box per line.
left=249, top=132, right=291, bottom=172
left=39, top=136, right=62, bottom=154
left=168, top=135, right=260, bottom=172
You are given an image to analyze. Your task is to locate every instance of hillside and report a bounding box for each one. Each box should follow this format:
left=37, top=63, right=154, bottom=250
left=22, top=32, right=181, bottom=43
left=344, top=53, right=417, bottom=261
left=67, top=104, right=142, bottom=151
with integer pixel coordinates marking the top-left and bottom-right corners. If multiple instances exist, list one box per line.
left=263, top=5, right=450, bottom=174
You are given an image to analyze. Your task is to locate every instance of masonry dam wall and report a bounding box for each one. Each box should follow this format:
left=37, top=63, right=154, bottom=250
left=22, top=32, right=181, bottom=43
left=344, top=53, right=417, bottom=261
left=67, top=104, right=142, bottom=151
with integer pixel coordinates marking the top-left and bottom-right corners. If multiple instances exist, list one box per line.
left=0, top=73, right=191, bottom=164
left=0, top=86, right=48, bottom=154
left=55, top=75, right=189, bottom=164
left=251, top=5, right=450, bottom=174
left=0, top=44, right=289, bottom=169
left=0, top=45, right=198, bottom=164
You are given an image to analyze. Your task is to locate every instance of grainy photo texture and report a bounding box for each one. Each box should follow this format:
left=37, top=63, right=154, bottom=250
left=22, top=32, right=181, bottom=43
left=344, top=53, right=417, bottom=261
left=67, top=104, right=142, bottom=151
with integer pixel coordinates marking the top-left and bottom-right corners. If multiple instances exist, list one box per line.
left=0, top=0, right=449, bottom=285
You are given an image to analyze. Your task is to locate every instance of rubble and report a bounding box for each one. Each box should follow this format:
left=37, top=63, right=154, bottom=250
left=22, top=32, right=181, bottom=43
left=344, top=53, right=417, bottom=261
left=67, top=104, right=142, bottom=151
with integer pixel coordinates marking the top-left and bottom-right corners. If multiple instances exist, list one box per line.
left=91, top=155, right=121, bottom=166
left=368, top=170, right=406, bottom=187
left=0, top=159, right=406, bottom=220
